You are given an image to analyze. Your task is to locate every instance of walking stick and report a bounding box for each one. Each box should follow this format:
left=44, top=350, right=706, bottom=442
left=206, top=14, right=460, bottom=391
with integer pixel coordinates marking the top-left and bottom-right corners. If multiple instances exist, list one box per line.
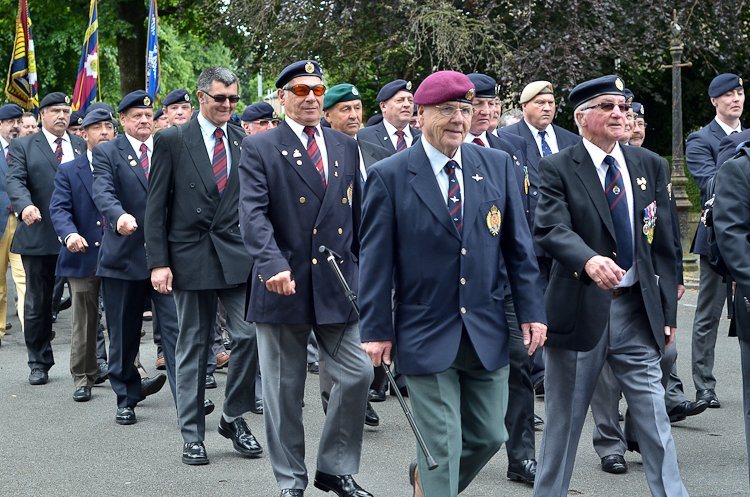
left=319, top=245, right=438, bottom=470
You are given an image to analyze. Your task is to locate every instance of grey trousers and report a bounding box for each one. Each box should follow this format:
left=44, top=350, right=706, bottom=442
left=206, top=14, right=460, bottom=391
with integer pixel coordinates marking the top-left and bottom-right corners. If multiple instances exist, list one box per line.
left=173, top=285, right=258, bottom=443
left=68, top=274, right=101, bottom=388
left=256, top=321, right=373, bottom=491
left=692, top=255, right=727, bottom=391
left=739, top=339, right=750, bottom=488
left=533, top=291, right=688, bottom=497
left=591, top=334, right=688, bottom=457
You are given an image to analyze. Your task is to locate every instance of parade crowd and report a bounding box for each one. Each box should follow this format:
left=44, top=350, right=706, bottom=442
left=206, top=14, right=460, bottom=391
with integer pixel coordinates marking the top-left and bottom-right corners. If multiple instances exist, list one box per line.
left=2, top=60, right=750, bottom=497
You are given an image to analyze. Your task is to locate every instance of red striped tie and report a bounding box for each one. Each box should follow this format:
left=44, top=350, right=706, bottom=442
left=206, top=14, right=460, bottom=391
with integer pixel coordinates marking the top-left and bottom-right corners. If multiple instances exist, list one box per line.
left=54, top=137, right=63, bottom=163
left=304, top=126, right=326, bottom=187
left=139, top=143, right=149, bottom=179
left=212, top=128, right=228, bottom=195
left=472, top=138, right=485, bottom=147
left=395, top=130, right=407, bottom=152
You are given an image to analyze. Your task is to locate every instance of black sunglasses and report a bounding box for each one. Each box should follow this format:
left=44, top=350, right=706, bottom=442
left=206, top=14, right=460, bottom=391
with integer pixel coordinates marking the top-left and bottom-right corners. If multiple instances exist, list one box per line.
left=204, top=92, right=241, bottom=104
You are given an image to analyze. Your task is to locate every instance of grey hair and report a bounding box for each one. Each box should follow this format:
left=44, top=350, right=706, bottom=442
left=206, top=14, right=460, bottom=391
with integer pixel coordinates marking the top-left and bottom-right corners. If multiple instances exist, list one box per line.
left=197, top=66, right=239, bottom=93
left=498, top=108, right=523, bottom=128
left=573, top=99, right=594, bottom=135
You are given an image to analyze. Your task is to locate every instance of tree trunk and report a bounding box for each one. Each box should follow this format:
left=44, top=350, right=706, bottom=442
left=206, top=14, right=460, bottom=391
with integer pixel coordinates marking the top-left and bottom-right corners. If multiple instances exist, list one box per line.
left=115, top=0, right=148, bottom=97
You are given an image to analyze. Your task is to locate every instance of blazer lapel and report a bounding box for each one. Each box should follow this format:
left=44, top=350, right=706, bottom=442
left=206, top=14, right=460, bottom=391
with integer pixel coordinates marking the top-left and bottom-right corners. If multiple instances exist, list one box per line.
left=520, top=123, right=542, bottom=170
left=573, top=142, right=616, bottom=240
left=710, top=120, right=728, bottom=144
left=118, top=135, right=148, bottom=191
left=183, top=120, right=221, bottom=206
left=276, top=121, right=326, bottom=201
left=78, top=155, right=95, bottom=199
left=375, top=121, right=397, bottom=154
left=408, top=142, right=461, bottom=241
left=460, top=145, right=484, bottom=240
left=34, top=133, right=60, bottom=173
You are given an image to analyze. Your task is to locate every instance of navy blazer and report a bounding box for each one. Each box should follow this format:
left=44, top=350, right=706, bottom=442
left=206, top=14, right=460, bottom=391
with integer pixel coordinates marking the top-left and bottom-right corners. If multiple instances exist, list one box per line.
left=0, top=151, right=13, bottom=234
left=686, top=119, right=738, bottom=255
left=358, top=140, right=546, bottom=376
left=6, top=130, right=86, bottom=255
left=49, top=153, right=103, bottom=278
left=91, top=134, right=150, bottom=281
left=356, top=120, right=422, bottom=155
left=486, top=132, right=530, bottom=228
left=239, top=120, right=361, bottom=325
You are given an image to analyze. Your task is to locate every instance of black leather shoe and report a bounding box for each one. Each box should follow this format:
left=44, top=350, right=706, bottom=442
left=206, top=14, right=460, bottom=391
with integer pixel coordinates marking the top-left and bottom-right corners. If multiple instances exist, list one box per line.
left=205, top=373, right=217, bottom=389
left=696, top=389, right=721, bottom=408
left=95, top=362, right=108, bottom=385
left=669, top=400, right=708, bottom=422
left=626, top=439, right=640, bottom=453
left=29, top=368, right=49, bottom=385
left=280, top=490, right=304, bottom=497
left=73, top=386, right=91, bottom=402
left=534, top=413, right=544, bottom=428
left=307, top=361, right=320, bottom=374
left=139, top=373, right=166, bottom=401
left=204, top=399, right=215, bottom=415
left=507, top=459, right=536, bottom=483
left=250, top=399, right=263, bottom=415
left=365, top=402, right=379, bottom=427
left=533, top=375, right=545, bottom=396
left=59, top=296, right=71, bottom=311
left=116, top=407, right=136, bottom=425
left=368, top=382, right=387, bottom=402
left=313, top=471, right=373, bottom=497
left=218, top=416, right=263, bottom=457
left=182, top=441, right=209, bottom=465
left=601, top=454, right=627, bottom=474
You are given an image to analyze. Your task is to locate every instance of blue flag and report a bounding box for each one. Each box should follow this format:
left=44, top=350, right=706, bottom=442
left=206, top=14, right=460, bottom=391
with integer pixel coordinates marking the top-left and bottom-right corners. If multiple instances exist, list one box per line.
left=145, top=0, right=160, bottom=101
left=72, top=0, right=99, bottom=112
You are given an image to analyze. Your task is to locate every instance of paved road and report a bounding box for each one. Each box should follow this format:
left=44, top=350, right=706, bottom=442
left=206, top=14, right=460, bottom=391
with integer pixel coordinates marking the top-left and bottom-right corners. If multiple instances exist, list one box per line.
left=1, top=287, right=749, bottom=496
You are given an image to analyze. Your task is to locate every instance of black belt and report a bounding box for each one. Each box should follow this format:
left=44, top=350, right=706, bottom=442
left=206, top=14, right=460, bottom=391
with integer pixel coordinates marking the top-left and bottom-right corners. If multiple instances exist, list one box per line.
left=612, top=282, right=640, bottom=298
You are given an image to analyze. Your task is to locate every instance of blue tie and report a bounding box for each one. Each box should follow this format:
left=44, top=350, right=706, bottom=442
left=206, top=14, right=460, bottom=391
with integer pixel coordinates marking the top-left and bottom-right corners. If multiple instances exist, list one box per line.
left=444, top=160, right=463, bottom=235
left=603, top=155, right=633, bottom=271
left=539, top=130, right=553, bottom=157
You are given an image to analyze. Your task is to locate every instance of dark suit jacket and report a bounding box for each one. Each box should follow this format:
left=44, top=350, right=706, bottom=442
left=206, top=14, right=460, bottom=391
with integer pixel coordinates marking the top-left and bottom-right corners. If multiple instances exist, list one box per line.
left=714, top=147, right=750, bottom=340
left=686, top=119, right=736, bottom=255
left=359, top=138, right=391, bottom=169
left=6, top=130, right=86, bottom=255
left=0, top=149, right=13, bottom=234
left=49, top=153, right=102, bottom=278
left=239, top=120, right=361, bottom=325
left=358, top=141, right=546, bottom=376
left=145, top=119, right=252, bottom=290
left=717, top=128, right=750, bottom=168
left=534, top=141, right=677, bottom=353
left=91, top=134, right=151, bottom=280
left=356, top=120, right=422, bottom=155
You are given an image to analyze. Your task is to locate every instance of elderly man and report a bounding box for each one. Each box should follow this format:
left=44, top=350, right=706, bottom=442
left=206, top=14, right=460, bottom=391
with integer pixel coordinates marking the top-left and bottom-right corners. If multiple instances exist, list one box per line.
left=239, top=60, right=374, bottom=497
left=7, top=92, right=86, bottom=384
left=357, top=79, right=421, bottom=154
left=162, top=89, right=194, bottom=127
left=359, top=71, right=546, bottom=497
left=532, top=75, right=686, bottom=497
left=49, top=108, right=114, bottom=402
left=240, top=102, right=280, bottom=135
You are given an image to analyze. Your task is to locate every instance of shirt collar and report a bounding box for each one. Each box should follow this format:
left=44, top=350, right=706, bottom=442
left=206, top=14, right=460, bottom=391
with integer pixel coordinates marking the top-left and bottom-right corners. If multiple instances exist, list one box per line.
left=41, top=127, right=69, bottom=146
left=285, top=116, right=321, bottom=140
left=422, top=135, right=463, bottom=176
left=464, top=131, right=488, bottom=145
left=524, top=118, right=551, bottom=138
left=582, top=137, right=626, bottom=171
left=383, top=118, right=412, bottom=140
left=714, top=115, right=741, bottom=135
left=125, top=132, right=153, bottom=153
left=198, top=112, right=228, bottom=138
left=0, top=136, right=8, bottom=151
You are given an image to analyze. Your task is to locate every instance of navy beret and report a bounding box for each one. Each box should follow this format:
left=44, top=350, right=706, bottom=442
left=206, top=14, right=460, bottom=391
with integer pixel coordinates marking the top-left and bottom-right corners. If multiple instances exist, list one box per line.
left=320, top=116, right=331, bottom=128
left=81, top=108, right=115, bottom=128
left=153, top=109, right=164, bottom=120
left=414, top=71, right=475, bottom=106
left=230, top=113, right=240, bottom=123
left=70, top=110, right=84, bottom=126
left=631, top=102, right=644, bottom=118
left=162, top=89, right=192, bottom=107
left=40, top=92, right=71, bottom=109
left=467, top=73, right=498, bottom=99
left=709, top=73, right=743, bottom=98
left=569, top=75, right=627, bottom=109
left=117, top=90, right=153, bottom=113
left=623, top=88, right=634, bottom=105
left=276, top=60, right=322, bottom=89
left=86, top=102, right=115, bottom=115
left=0, top=104, right=23, bottom=120
left=241, top=102, right=277, bottom=122
left=366, top=114, right=383, bottom=127
left=376, top=79, right=413, bottom=102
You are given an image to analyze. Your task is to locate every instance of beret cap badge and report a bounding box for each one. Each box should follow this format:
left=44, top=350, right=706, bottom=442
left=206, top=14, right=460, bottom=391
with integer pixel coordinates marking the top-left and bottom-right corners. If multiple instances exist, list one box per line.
left=144, top=96, right=151, bottom=106
left=65, top=95, right=70, bottom=104
left=466, top=89, right=475, bottom=100
left=305, top=62, right=314, bottom=73
left=741, top=78, right=744, bottom=87
left=615, top=78, right=624, bottom=91
left=185, top=93, right=190, bottom=101
left=406, top=81, right=413, bottom=91
left=352, top=87, right=359, bottom=96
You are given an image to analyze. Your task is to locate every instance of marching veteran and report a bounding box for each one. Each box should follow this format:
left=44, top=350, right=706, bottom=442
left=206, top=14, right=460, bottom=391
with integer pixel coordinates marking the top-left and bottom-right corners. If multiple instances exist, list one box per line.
left=358, top=71, right=547, bottom=497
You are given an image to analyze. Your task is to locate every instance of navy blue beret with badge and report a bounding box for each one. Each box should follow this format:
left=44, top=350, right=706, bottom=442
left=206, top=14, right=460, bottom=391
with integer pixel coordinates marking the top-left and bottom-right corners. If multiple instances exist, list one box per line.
left=414, top=71, right=475, bottom=106
left=275, top=60, right=322, bottom=89
left=568, top=75, right=627, bottom=109
left=376, top=79, right=413, bottom=103
left=708, top=73, right=743, bottom=98
left=162, top=89, right=192, bottom=107
left=117, top=90, right=153, bottom=113
left=0, top=104, right=23, bottom=121
left=467, top=73, right=498, bottom=99
left=631, top=102, right=644, bottom=119
left=241, top=102, right=277, bottom=122
left=81, top=108, right=115, bottom=128
left=70, top=110, right=84, bottom=126
left=39, top=92, right=71, bottom=109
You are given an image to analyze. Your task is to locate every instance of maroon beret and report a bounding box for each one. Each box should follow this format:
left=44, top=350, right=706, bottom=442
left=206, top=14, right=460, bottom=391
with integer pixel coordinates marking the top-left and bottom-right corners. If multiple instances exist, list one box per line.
left=413, top=71, right=475, bottom=106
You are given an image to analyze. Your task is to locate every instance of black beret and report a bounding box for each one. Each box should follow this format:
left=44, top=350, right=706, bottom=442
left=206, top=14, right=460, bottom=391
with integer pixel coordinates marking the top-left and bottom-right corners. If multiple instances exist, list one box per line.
left=241, top=102, right=277, bottom=122
left=117, top=90, right=153, bottom=113
left=631, top=102, right=644, bottom=119
left=467, top=73, right=498, bottom=99
left=40, top=92, right=71, bottom=109
left=623, top=88, right=634, bottom=105
left=276, top=60, right=322, bottom=89
left=366, top=114, right=384, bottom=127
left=709, top=73, right=743, bottom=98
left=569, top=75, right=627, bottom=109
left=81, top=108, right=115, bottom=128
left=69, top=110, right=85, bottom=127
left=376, top=79, right=413, bottom=102
left=153, top=109, right=164, bottom=120
left=0, top=104, right=23, bottom=120
left=162, top=89, right=192, bottom=107
left=86, top=102, right=115, bottom=116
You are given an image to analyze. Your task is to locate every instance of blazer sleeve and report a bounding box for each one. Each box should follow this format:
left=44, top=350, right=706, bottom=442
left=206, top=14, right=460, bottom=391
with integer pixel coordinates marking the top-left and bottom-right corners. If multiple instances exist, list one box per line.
left=6, top=139, right=33, bottom=215
left=92, top=144, right=127, bottom=232
left=686, top=130, right=717, bottom=196
left=144, top=130, right=175, bottom=269
left=49, top=165, right=78, bottom=243
left=714, top=155, right=750, bottom=298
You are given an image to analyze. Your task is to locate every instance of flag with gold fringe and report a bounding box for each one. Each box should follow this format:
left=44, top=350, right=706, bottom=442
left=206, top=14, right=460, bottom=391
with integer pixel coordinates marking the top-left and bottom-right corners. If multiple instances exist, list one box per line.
left=5, top=0, right=38, bottom=115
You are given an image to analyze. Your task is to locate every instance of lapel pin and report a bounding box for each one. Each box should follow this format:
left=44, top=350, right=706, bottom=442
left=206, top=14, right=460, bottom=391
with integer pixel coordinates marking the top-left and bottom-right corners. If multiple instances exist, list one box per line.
left=472, top=174, right=483, bottom=182
left=128, top=155, right=133, bottom=160
left=384, top=136, right=388, bottom=141
left=335, top=161, right=338, bottom=168
left=74, top=149, right=81, bottom=155
left=334, top=171, right=338, bottom=177
left=130, top=160, right=137, bottom=166
left=293, top=150, right=302, bottom=158
left=636, top=177, right=647, bottom=190
left=296, top=160, right=303, bottom=166
left=282, top=150, right=288, bottom=156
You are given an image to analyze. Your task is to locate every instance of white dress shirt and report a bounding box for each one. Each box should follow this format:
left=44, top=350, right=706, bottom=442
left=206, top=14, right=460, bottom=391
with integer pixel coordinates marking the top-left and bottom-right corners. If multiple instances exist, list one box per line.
left=463, top=132, right=490, bottom=148
left=286, top=117, right=329, bottom=183
left=198, top=112, right=232, bottom=177
left=524, top=119, right=560, bottom=156
left=423, top=136, right=464, bottom=216
left=125, top=133, right=154, bottom=166
left=383, top=119, right=413, bottom=150
left=41, top=127, right=75, bottom=164
left=714, top=115, right=742, bottom=135
left=1, top=136, right=9, bottom=158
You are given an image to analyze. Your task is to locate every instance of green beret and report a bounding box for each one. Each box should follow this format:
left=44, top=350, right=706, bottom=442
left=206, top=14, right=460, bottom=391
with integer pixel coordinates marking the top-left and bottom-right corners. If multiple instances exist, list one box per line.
left=323, top=84, right=361, bottom=111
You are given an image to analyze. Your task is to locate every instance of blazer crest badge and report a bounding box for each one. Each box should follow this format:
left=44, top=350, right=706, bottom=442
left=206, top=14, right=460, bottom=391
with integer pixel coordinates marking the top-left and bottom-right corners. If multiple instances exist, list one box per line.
left=487, top=205, right=501, bottom=236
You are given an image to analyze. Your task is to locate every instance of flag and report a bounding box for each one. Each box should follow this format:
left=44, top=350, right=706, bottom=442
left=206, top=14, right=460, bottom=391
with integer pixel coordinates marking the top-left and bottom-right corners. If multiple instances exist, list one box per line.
left=145, top=0, right=161, bottom=101
left=72, top=0, right=99, bottom=112
left=5, top=0, right=38, bottom=115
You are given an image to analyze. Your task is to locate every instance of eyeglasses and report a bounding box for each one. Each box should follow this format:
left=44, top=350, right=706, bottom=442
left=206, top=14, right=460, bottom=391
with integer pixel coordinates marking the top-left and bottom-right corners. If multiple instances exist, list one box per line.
left=582, top=101, right=630, bottom=113
left=251, top=120, right=279, bottom=127
left=435, top=105, right=475, bottom=119
left=204, top=92, right=241, bottom=104
left=283, top=84, right=327, bottom=97
left=635, top=122, right=648, bottom=129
